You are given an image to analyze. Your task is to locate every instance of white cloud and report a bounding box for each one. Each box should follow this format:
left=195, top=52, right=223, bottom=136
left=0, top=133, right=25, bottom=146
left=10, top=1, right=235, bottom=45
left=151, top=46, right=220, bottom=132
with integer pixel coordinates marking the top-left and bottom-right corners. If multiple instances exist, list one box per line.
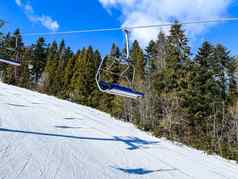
left=100, top=0, right=137, bottom=7
left=99, top=0, right=232, bottom=46
left=28, top=15, right=59, bottom=32
left=24, top=4, right=34, bottom=13
left=15, top=0, right=59, bottom=31
left=15, top=0, right=21, bottom=6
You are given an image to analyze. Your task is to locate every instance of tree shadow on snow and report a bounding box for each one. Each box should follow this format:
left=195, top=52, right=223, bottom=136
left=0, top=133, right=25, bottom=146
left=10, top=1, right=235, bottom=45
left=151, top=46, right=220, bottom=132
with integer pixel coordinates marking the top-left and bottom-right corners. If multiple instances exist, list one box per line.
left=6, top=103, right=29, bottom=108
left=112, top=167, right=176, bottom=175
left=63, top=117, right=83, bottom=121
left=31, top=102, right=42, bottom=105
left=0, top=128, right=159, bottom=150
left=54, top=125, right=81, bottom=129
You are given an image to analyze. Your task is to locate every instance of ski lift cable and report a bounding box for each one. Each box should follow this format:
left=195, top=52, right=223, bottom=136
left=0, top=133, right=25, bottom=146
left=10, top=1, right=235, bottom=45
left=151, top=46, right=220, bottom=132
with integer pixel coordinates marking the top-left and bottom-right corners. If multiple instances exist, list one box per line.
left=125, top=17, right=238, bottom=30
left=20, top=17, right=238, bottom=37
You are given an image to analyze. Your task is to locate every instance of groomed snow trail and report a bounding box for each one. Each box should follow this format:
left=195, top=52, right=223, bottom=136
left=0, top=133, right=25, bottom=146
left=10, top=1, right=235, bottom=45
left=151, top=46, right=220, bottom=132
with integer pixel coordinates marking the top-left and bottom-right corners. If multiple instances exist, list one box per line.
left=0, top=82, right=237, bottom=179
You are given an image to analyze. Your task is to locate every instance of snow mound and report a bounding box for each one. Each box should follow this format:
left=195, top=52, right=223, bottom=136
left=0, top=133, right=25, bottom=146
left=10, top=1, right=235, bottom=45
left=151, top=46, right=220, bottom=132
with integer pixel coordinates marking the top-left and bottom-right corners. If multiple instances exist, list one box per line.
left=0, top=82, right=237, bottom=179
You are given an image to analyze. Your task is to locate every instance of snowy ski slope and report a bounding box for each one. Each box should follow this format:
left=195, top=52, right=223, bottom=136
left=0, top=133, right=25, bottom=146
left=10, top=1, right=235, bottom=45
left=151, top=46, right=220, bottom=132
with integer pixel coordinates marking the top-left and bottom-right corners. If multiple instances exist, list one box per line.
left=0, top=82, right=237, bottom=179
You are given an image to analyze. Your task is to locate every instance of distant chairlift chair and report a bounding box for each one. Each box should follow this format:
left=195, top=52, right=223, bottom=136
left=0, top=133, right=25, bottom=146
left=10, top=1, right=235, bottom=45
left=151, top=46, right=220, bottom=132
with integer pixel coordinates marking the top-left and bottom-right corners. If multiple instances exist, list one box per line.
left=0, top=36, right=21, bottom=67
left=96, top=29, right=144, bottom=99
left=0, top=57, right=21, bottom=66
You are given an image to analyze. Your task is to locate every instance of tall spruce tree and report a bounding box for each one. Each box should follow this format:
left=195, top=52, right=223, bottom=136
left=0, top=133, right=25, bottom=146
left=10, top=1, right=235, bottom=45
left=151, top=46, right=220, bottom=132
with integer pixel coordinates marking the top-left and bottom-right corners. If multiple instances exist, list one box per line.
left=70, top=47, right=98, bottom=106
left=156, top=22, right=190, bottom=93
left=55, top=40, right=73, bottom=97
left=145, top=40, right=156, bottom=75
left=131, top=40, right=145, bottom=85
left=143, top=32, right=167, bottom=130
left=186, top=41, right=217, bottom=122
left=43, top=41, right=59, bottom=95
left=31, top=37, right=47, bottom=84
left=63, top=50, right=80, bottom=98
left=213, top=44, right=234, bottom=102
left=90, top=49, right=103, bottom=108
left=18, top=48, right=32, bottom=88
left=129, top=40, right=145, bottom=126
left=152, top=23, right=192, bottom=139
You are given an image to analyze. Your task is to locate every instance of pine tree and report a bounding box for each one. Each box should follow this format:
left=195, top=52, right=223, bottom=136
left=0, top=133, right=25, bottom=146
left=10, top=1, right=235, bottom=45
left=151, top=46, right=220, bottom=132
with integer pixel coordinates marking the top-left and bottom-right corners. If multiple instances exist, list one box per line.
left=18, top=48, right=32, bottom=88
left=43, top=41, right=59, bottom=95
left=63, top=50, right=80, bottom=98
left=152, top=23, right=192, bottom=139
left=227, top=58, right=238, bottom=105
left=90, top=49, right=103, bottom=108
left=156, top=22, right=190, bottom=93
left=145, top=40, right=156, bottom=75
left=143, top=32, right=167, bottom=130
left=70, top=47, right=99, bottom=106
left=213, top=44, right=234, bottom=102
left=129, top=41, right=145, bottom=126
left=186, top=41, right=216, bottom=120
left=31, top=37, right=47, bottom=85
left=155, top=31, right=167, bottom=72
left=131, top=40, right=145, bottom=85
left=100, top=43, right=121, bottom=84
left=111, top=43, right=120, bottom=58
left=55, top=40, right=73, bottom=97
left=97, top=43, right=125, bottom=116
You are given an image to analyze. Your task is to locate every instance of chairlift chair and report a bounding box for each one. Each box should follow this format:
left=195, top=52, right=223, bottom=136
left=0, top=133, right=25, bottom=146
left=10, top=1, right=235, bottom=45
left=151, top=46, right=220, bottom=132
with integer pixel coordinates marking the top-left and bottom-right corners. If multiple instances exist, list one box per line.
left=0, top=35, right=21, bottom=67
left=0, top=58, right=20, bottom=66
left=0, top=49, right=21, bottom=66
left=96, top=29, right=144, bottom=99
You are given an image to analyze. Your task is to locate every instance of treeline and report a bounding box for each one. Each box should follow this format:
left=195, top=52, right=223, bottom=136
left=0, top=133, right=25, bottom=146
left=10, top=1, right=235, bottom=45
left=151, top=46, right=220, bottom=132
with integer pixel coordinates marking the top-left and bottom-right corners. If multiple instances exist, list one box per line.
left=0, top=23, right=238, bottom=161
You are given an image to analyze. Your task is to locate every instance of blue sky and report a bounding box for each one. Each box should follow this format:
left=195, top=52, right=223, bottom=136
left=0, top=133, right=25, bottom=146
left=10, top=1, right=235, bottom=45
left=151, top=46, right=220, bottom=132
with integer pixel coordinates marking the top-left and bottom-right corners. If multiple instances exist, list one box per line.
left=0, top=0, right=238, bottom=56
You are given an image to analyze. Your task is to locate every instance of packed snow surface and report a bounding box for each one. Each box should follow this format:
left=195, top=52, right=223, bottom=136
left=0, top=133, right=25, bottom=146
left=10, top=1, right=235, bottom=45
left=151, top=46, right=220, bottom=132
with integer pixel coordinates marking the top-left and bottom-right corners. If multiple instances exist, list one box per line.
left=0, top=82, right=237, bottom=179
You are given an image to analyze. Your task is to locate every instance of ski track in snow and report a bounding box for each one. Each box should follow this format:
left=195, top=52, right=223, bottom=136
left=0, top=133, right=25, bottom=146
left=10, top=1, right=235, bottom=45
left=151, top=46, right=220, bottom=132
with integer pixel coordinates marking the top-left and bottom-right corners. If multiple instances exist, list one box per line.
left=0, top=82, right=237, bottom=179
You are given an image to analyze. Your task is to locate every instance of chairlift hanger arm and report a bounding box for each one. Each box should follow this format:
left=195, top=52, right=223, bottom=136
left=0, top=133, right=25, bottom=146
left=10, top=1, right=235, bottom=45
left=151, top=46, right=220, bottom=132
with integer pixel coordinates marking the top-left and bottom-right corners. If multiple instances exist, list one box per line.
left=124, top=29, right=130, bottom=59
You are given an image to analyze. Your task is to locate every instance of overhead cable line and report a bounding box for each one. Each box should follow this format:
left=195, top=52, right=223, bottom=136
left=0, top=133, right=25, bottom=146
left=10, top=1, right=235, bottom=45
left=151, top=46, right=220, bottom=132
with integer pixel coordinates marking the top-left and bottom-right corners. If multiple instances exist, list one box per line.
left=126, top=17, right=238, bottom=30
left=19, top=17, right=238, bottom=37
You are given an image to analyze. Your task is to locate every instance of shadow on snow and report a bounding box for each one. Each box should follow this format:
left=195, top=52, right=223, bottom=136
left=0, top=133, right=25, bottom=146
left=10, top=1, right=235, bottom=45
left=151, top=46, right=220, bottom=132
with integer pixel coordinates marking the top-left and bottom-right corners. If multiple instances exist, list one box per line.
left=0, top=128, right=159, bottom=150
left=54, top=125, right=81, bottom=129
left=63, top=117, right=83, bottom=121
left=6, top=103, right=29, bottom=107
left=112, top=167, right=176, bottom=175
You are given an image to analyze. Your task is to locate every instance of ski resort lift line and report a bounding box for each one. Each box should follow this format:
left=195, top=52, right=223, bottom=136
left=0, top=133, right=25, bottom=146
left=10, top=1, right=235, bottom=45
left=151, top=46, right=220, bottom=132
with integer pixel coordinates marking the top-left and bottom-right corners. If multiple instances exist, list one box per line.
left=3, top=17, right=238, bottom=99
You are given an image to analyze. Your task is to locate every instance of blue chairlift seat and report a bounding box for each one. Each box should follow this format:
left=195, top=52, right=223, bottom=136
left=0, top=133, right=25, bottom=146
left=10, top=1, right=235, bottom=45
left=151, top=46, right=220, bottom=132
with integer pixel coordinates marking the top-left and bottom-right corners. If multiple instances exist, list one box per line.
left=99, top=81, right=144, bottom=99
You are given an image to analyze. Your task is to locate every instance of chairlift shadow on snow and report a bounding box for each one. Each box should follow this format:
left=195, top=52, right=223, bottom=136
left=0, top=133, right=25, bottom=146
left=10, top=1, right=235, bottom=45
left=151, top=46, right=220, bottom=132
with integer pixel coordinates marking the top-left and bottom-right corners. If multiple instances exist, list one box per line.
left=0, top=128, right=159, bottom=150
left=112, top=166, right=177, bottom=175
left=113, top=136, right=159, bottom=150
